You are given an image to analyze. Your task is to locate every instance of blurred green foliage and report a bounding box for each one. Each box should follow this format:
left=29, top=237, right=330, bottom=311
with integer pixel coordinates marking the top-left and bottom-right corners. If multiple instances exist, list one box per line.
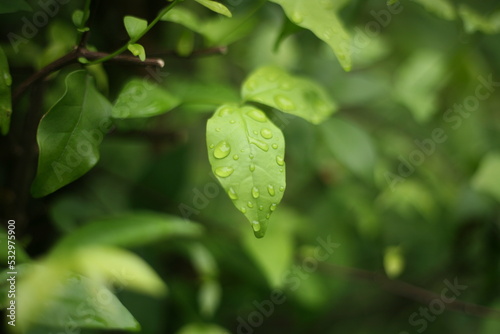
left=1, top=0, right=500, bottom=333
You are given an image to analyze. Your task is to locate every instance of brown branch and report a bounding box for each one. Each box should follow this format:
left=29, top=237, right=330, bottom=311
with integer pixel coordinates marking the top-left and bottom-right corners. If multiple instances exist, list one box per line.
left=149, top=45, right=228, bottom=58
left=320, top=262, right=500, bottom=319
left=12, top=48, right=165, bottom=104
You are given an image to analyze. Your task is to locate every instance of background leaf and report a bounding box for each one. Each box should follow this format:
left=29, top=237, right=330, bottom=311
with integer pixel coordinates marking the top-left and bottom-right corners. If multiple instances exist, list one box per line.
left=194, top=0, right=232, bottom=17
left=0, top=0, right=31, bottom=14
left=270, top=0, right=351, bottom=71
left=0, top=46, right=12, bottom=135
left=53, top=211, right=203, bottom=252
left=242, top=66, right=336, bottom=124
left=319, top=117, right=377, bottom=180
left=18, top=268, right=140, bottom=332
left=471, top=152, right=500, bottom=202
left=411, top=0, right=456, bottom=20
left=458, top=5, right=500, bottom=34
left=112, top=78, right=181, bottom=118
left=31, top=70, right=112, bottom=197
left=124, top=16, right=148, bottom=40
left=206, top=104, right=286, bottom=237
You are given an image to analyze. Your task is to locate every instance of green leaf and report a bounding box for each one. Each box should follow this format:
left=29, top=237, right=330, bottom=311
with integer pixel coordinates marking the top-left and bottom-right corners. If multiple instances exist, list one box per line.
left=320, top=118, right=377, bottom=180
left=393, top=50, right=447, bottom=122
left=18, top=266, right=140, bottom=332
left=161, top=6, right=255, bottom=47
left=242, top=66, right=336, bottom=124
left=458, top=5, right=500, bottom=34
left=124, top=16, right=148, bottom=40
left=471, top=152, right=500, bottom=202
left=206, top=104, right=286, bottom=238
left=128, top=43, right=146, bottom=61
left=0, top=46, right=12, bottom=135
left=38, top=21, right=77, bottom=69
left=411, top=0, right=456, bottom=20
left=270, top=0, right=351, bottom=71
left=194, top=0, right=232, bottom=17
left=31, top=70, right=112, bottom=198
left=0, top=0, right=31, bottom=14
left=161, top=7, right=204, bottom=34
left=72, top=9, right=84, bottom=27
left=53, top=211, right=203, bottom=251
left=198, top=280, right=221, bottom=318
left=72, top=246, right=167, bottom=297
left=112, top=79, right=181, bottom=118
left=176, top=323, right=230, bottom=334
left=177, top=30, right=195, bottom=56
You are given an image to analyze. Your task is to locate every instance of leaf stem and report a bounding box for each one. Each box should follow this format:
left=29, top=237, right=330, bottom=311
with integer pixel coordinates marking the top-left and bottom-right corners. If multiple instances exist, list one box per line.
left=84, top=0, right=183, bottom=65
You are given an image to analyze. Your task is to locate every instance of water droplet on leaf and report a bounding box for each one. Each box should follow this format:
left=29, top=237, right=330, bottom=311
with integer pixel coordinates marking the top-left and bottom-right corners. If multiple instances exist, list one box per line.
left=247, top=201, right=254, bottom=208
left=291, top=11, right=303, bottom=23
left=246, top=109, right=267, bottom=122
left=272, top=144, right=278, bottom=149
left=233, top=155, right=239, bottom=160
left=228, top=187, right=238, bottom=200
left=270, top=203, right=277, bottom=211
left=267, top=185, right=275, bottom=196
left=249, top=164, right=255, bottom=172
left=274, top=94, right=296, bottom=111
left=276, top=155, right=284, bottom=166
left=252, top=187, right=260, bottom=199
left=215, top=166, right=234, bottom=178
left=240, top=207, right=247, bottom=213
left=279, top=186, right=285, bottom=192
left=214, top=141, right=231, bottom=159
left=260, top=128, right=273, bottom=139
left=252, top=221, right=261, bottom=232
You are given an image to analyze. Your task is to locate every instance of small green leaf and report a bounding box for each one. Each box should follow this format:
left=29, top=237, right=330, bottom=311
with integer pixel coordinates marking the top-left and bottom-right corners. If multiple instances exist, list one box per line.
left=207, top=104, right=286, bottom=238
left=320, top=118, right=377, bottom=180
left=177, top=30, right=195, bottom=56
left=0, top=46, right=12, bottom=135
left=124, top=16, right=148, bottom=40
left=0, top=0, right=31, bottom=14
left=53, top=211, right=203, bottom=251
left=128, top=43, right=146, bottom=61
left=458, top=5, right=500, bottom=34
left=194, top=0, right=232, bottom=17
left=471, top=152, right=500, bottom=202
left=383, top=246, right=405, bottom=278
left=31, top=70, right=112, bottom=197
left=412, top=0, right=456, bottom=20
left=176, top=323, right=230, bottom=334
left=112, top=79, right=181, bottom=118
left=198, top=280, right=221, bottom=318
left=270, top=0, right=351, bottom=71
left=242, top=66, right=336, bottom=124
left=72, top=9, right=84, bottom=27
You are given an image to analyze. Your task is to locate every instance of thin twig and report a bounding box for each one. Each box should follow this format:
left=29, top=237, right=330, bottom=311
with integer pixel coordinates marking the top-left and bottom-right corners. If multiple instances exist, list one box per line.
left=320, top=262, right=500, bottom=319
left=12, top=49, right=165, bottom=103
left=150, top=46, right=228, bottom=58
